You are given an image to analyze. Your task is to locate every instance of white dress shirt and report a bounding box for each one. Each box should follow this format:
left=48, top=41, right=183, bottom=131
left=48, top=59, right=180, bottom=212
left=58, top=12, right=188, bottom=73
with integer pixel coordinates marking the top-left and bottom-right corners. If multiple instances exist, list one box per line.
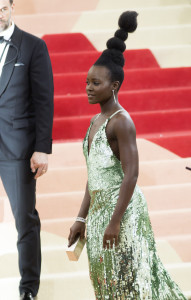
left=0, top=21, right=15, bottom=78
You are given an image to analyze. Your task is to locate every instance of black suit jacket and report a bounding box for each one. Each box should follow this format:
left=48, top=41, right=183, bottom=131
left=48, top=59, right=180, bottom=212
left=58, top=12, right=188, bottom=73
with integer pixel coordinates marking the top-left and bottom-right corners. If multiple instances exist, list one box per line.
left=0, top=26, right=54, bottom=160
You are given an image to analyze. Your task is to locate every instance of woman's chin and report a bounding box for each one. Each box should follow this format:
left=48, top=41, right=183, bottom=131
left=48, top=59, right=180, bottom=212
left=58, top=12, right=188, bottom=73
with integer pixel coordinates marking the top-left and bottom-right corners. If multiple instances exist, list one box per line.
left=88, top=96, right=97, bottom=104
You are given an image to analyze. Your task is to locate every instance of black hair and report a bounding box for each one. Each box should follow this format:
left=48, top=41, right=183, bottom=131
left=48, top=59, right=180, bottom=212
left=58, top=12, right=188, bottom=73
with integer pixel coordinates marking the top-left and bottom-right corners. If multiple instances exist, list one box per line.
left=9, top=0, right=13, bottom=4
left=94, top=11, right=138, bottom=90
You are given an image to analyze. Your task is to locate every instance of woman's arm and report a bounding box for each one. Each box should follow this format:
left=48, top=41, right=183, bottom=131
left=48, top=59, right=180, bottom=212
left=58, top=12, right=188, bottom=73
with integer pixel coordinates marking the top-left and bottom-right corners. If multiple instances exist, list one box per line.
left=68, top=181, right=91, bottom=246
left=77, top=181, right=91, bottom=219
left=103, top=114, right=138, bottom=249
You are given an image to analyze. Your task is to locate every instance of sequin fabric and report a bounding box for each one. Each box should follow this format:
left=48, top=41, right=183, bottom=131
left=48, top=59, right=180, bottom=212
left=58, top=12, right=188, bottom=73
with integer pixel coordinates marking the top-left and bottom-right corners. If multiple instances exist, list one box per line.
left=83, top=110, right=187, bottom=300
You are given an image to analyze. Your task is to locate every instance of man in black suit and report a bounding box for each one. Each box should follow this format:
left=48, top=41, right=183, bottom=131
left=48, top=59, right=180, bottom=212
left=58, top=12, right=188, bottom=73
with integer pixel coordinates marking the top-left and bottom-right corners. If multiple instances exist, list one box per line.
left=0, top=0, right=54, bottom=299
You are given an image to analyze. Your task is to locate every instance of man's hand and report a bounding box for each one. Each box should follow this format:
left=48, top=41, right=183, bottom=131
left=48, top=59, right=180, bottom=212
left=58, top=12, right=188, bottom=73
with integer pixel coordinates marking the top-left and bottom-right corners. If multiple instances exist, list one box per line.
left=30, top=152, right=48, bottom=179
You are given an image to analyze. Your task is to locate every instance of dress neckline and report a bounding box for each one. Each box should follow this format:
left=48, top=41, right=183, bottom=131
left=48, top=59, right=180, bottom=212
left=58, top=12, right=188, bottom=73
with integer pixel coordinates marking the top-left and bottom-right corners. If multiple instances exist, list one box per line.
left=87, top=109, right=123, bottom=157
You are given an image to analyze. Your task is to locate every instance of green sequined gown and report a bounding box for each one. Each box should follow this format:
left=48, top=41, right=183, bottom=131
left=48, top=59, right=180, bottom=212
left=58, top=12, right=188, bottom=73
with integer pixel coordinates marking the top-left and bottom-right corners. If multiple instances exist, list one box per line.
left=83, top=110, right=187, bottom=300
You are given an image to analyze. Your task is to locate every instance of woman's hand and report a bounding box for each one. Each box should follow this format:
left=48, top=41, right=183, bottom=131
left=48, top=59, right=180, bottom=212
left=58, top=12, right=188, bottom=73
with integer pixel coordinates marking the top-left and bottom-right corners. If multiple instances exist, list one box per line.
left=103, top=221, right=120, bottom=249
left=68, top=221, right=86, bottom=247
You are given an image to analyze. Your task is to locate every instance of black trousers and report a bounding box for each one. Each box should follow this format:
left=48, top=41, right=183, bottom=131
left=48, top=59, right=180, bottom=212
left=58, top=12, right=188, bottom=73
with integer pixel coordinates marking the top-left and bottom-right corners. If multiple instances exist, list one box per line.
left=0, top=160, right=41, bottom=297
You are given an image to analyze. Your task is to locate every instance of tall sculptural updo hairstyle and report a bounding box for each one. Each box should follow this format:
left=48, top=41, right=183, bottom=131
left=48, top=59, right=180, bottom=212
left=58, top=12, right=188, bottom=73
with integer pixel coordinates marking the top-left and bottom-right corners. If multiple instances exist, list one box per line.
left=94, top=11, right=138, bottom=90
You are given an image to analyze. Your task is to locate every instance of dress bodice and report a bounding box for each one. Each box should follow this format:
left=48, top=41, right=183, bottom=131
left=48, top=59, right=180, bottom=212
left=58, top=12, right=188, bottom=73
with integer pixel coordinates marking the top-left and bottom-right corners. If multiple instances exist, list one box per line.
left=83, top=110, right=124, bottom=191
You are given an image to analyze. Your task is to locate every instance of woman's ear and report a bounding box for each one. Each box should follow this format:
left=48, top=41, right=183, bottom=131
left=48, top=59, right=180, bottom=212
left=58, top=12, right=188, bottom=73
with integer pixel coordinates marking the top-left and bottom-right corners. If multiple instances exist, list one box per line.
left=112, top=81, right=120, bottom=92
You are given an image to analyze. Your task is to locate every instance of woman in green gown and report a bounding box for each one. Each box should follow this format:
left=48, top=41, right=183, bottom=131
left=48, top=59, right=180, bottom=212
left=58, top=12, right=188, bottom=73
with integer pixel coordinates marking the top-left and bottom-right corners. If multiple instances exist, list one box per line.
left=68, top=11, right=187, bottom=300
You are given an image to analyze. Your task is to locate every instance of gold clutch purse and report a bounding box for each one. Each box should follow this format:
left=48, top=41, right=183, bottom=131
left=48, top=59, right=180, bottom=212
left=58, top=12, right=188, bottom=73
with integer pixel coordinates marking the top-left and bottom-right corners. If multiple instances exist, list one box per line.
left=66, top=237, right=86, bottom=261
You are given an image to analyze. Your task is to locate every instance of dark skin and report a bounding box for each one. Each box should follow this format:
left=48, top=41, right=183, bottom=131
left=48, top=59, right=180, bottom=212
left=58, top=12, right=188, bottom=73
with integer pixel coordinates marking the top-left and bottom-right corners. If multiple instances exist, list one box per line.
left=68, top=65, right=139, bottom=249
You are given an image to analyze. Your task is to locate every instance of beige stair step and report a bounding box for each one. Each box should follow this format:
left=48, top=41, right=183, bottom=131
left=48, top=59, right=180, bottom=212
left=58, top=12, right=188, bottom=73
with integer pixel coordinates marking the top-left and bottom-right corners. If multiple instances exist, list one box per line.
left=0, top=138, right=180, bottom=197
left=143, top=183, right=191, bottom=211
left=14, top=12, right=81, bottom=36
left=0, top=260, right=190, bottom=300
left=14, top=0, right=98, bottom=15
left=2, top=182, right=191, bottom=222
left=0, top=225, right=187, bottom=263
left=72, top=6, right=191, bottom=32
left=0, top=273, right=95, bottom=300
left=49, top=139, right=178, bottom=168
left=85, top=25, right=191, bottom=51
left=0, top=227, right=190, bottom=298
left=0, top=236, right=182, bottom=278
left=38, top=183, right=191, bottom=220
left=14, top=0, right=191, bottom=16
left=14, top=18, right=191, bottom=50
left=39, top=208, right=191, bottom=239
left=0, top=274, right=190, bottom=300
left=2, top=183, right=191, bottom=223
left=1, top=272, right=190, bottom=300
left=139, top=158, right=191, bottom=186
left=0, top=166, right=87, bottom=196
left=0, top=229, right=184, bottom=276
left=166, top=263, right=191, bottom=292
left=1, top=158, right=190, bottom=196
left=0, top=227, right=69, bottom=254
left=49, top=142, right=85, bottom=168
left=36, top=157, right=191, bottom=193
left=149, top=209, right=191, bottom=237
left=96, top=0, right=191, bottom=10
left=14, top=5, right=191, bottom=36
left=38, top=273, right=95, bottom=300
left=0, top=244, right=89, bottom=278
left=0, top=202, right=191, bottom=262
left=167, top=235, right=191, bottom=263
left=2, top=205, right=191, bottom=262
left=151, top=45, right=191, bottom=67
left=42, top=218, right=73, bottom=238
left=1, top=192, right=83, bottom=222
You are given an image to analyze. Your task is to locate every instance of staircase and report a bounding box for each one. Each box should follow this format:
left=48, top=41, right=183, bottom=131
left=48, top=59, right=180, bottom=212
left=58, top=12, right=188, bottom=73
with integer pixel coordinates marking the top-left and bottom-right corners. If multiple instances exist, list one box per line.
left=0, top=0, right=191, bottom=299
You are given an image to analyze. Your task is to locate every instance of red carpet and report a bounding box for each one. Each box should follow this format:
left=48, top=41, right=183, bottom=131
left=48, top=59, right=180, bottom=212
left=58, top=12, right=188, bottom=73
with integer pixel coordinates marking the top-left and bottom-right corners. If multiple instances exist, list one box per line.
left=54, top=68, right=191, bottom=95
left=53, top=109, right=191, bottom=138
left=43, top=33, right=96, bottom=53
left=43, top=33, right=191, bottom=157
left=54, top=88, right=191, bottom=117
left=49, top=49, right=159, bottom=73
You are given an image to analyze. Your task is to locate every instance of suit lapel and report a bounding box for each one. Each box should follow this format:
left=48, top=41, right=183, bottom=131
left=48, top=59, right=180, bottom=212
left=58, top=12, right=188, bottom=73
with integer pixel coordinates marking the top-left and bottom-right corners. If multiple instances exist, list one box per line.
left=0, top=26, right=23, bottom=97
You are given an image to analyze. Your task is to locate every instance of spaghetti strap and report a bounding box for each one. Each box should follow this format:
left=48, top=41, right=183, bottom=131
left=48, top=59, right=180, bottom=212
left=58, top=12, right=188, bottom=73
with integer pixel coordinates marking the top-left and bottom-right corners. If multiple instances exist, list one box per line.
left=108, top=109, right=123, bottom=120
left=91, top=113, right=101, bottom=124
left=91, top=109, right=123, bottom=125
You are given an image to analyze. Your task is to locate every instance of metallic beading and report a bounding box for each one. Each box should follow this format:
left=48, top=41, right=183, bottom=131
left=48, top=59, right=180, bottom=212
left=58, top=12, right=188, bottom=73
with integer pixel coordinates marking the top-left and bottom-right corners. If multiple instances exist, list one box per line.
left=76, top=217, right=86, bottom=223
left=83, top=111, right=187, bottom=300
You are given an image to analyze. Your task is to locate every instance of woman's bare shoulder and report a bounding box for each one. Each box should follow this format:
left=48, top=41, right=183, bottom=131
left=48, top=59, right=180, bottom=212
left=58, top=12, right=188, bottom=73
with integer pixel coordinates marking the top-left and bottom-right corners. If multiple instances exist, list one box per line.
left=112, top=109, right=136, bottom=134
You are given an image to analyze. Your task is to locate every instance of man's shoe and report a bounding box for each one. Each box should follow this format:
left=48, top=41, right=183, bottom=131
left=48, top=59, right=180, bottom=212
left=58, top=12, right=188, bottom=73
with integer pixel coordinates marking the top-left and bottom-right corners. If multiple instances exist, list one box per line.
left=20, top=292, right=35, bottom=300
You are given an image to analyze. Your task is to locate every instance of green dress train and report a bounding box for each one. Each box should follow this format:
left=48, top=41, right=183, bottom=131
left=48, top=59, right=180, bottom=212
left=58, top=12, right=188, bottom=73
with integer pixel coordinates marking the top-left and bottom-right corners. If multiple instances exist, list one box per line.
left=83, top=109, right=187, bottom=300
